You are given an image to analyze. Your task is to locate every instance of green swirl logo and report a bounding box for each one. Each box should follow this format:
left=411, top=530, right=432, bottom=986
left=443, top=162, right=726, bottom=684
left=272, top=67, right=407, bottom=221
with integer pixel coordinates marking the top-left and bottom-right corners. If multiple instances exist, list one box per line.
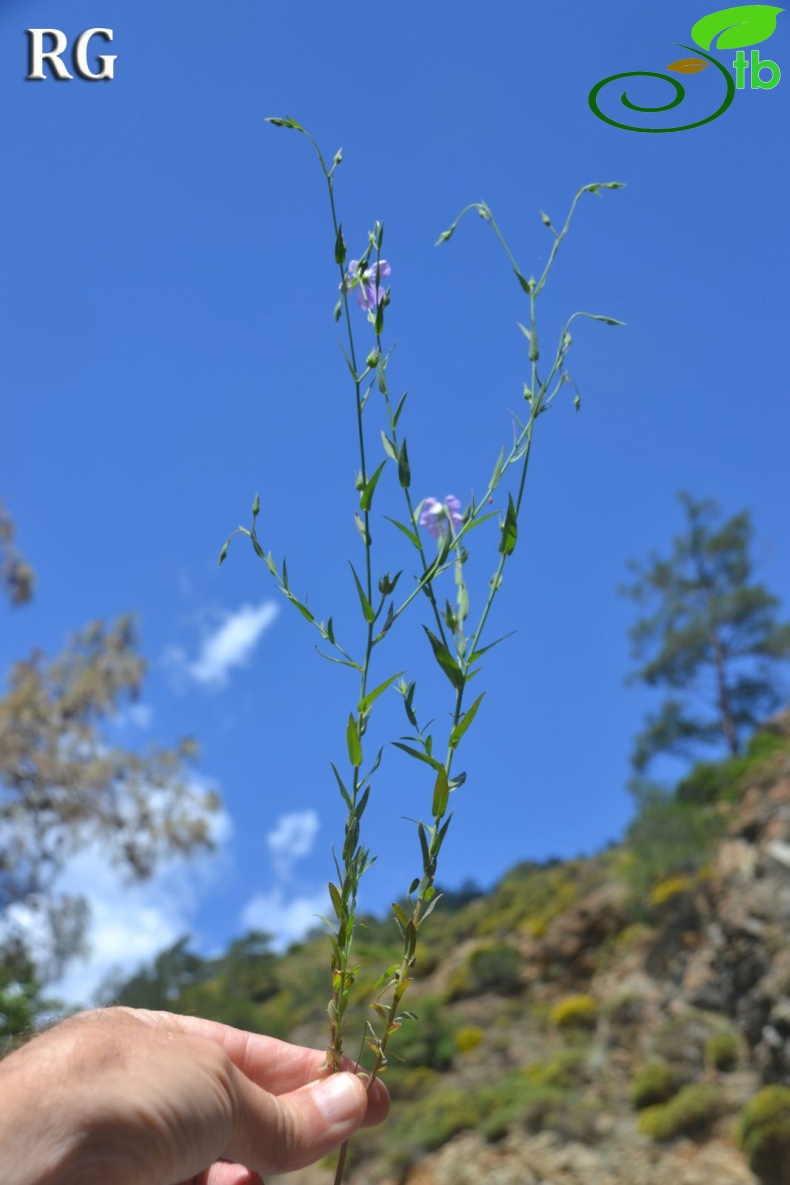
left=589, top=5, right=783, bottom=133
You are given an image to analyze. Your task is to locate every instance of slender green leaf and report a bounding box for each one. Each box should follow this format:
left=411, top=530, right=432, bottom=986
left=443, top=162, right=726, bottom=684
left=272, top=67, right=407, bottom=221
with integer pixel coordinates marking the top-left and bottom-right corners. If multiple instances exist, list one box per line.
left=397, top=439, right=411, bottom=489
left=499, top=493, right=518, bottom=556
left=346, top=714, right=362, bottom=767
left=449, top=693, right=486, bottom=748
left=393, top=391, right=408, bottom=428
left=360, top=671, right=406, bottom=714
left=329, top=762, right=353, bottom=809
left=381, top=432, right=398, bottom=462
left=392, top=741, right=444, bottom=773
left=349, top=563, right=375, bottom=623
left=392, top=902, right=410, bottom=932
left=360, top=461, right=386, bottom=512
left=354, top=512, right=370, bottom=545
left=432, top=766, right=450, bottom=819
left=490, top=445, right=506, bottom=490
left=423, top=626, right=465, bottom=691
left=467, top=631, right=516, bottom=663
left=328, top=882, right=344, bottom=919
left=384, top=516, right=420, bottom=549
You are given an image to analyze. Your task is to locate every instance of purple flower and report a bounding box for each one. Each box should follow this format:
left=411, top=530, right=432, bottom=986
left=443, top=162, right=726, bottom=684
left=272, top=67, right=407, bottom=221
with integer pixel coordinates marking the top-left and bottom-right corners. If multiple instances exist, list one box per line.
left=419, top=496, right=463, bottom=539
left=342, top=259, right=391, bottom=311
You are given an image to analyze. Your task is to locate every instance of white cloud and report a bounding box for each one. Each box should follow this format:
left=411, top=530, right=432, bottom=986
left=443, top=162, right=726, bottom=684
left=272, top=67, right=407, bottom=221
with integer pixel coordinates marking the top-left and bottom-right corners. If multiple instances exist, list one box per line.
left=167, top=601, right=279, bottom=689
left=240, top=886, right=330, bottom=953
left=5, top=786, right=234, bottom=1010
left=266, top=810, right=320, bottom=881
left=238, top=810, right=325, bottom=951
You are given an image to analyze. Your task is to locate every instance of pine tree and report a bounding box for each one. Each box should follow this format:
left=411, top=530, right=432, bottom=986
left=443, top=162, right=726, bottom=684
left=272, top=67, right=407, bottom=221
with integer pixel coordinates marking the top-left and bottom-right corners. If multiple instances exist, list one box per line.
left=621, top=492, right=790, bottom=771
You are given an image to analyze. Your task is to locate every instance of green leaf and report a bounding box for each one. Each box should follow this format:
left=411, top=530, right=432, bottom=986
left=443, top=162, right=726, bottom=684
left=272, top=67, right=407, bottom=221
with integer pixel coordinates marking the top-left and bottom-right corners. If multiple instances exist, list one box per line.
left=514, top=269, right=534, bottom=295
left=397, top=439, right=411, bottom=490
left=392, top=902, right=410, bottom=932
left=421, top=892, right=444, bottom=923
left=346, top=714, right=362, bottom=767
left=334, top=223, right=346, bottom=266
left=381, top=432, right=398, bottom=462
left=392, top=741, right=444, bottom=773
left=360, top=671, right=406, bottom=714
left=499, top=494, right=518, bottom=556
left=423, top=627, right=465, bottom=691
left=691, top=5, right=782, bottom=49
left=490, top=445, right=506, bottom=490
left=467, top=631, right=516, bottom=663
left=384, top=516, right=420, bottom=549
left=432, top=766, right=450, bottom=819
left=354, top=512, right=370, bottom=546
left=449, top=693, right=486, bottom=748
left=360, top=461, right=386, bottom=512
left=265, top=115, right=305, bottom=131
left=418, top=822, right=432, bottom=872
left=349, top=563, right=375, bottom=623
left=329, top=762, right=353, bottom=809
left=393, top=391, right=409, bottom=428
left=288, top=594, right=315, bottom=624
left=571, top=311, right=626, bottom=327
left=328, top=882, right=344, bottom=920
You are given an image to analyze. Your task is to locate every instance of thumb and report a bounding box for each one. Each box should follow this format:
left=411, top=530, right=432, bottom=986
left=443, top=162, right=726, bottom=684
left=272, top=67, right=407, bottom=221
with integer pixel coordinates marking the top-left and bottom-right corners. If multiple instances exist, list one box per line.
left=227, top=1070, right=369, bottom=1175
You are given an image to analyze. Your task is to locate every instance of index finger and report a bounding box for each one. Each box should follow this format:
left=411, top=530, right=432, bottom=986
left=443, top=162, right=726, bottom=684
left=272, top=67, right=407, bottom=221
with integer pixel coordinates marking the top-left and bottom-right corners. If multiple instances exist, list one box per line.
left=128, top=1009, right=390, bottom=1123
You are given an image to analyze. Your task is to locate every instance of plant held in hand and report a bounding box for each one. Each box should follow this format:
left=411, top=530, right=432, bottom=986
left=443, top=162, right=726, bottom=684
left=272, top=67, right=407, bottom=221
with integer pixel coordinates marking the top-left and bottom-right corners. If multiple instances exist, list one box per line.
left=221, top=116, right=624, bottom=1184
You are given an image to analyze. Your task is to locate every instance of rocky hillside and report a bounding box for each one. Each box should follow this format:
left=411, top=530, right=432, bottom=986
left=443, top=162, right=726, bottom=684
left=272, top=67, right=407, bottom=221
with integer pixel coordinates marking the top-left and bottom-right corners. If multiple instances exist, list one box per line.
left=271, top=711, right=790, bottom=1185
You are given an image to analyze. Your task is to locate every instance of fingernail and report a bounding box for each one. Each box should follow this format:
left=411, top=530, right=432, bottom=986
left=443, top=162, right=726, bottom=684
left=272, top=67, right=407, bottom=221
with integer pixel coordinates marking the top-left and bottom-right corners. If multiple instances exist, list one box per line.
left=311, top=1074, right=362, bottom=1126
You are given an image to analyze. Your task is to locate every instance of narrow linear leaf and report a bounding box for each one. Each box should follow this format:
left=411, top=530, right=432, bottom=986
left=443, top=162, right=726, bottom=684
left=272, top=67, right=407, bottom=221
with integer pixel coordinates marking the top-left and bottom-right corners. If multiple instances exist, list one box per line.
left=384, top=516, right=421, bottom=549
left=393, top=391, right=409, bottom=428
left=398, top=439, right=411, bottom=490
left=423, top=626, right=465, bottom=692
left=354, top=512, right=370, bottom=546
left=467, top=631, right=516, bottom=663
left=381, top=432, right=398, bottom=462
left=392, top=741, right=444, bottom=773
left=328, top=882, right=344, bottom=920
left=449, top=693, right=486, bottom=748
left=349, top=562, right=375, bottom=623
left=392, top=902, right=411, bottom=931
left=490, top=445, right=506, bottom=490
left=329, top=762, right=353, bottom=809
left=432, top=766, right=450, bottom=819
left=361, top=461, right=386, bottom=512
left=360, top=671, right=406, bottom=714
left=346, top=714, right=363, bottom=767
left=499, top=493, right=518, bottom=556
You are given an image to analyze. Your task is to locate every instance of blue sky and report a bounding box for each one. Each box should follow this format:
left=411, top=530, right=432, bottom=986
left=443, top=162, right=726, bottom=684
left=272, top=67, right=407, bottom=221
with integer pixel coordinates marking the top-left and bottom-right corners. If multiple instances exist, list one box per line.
left=1, top=1, right=788, bottom=1005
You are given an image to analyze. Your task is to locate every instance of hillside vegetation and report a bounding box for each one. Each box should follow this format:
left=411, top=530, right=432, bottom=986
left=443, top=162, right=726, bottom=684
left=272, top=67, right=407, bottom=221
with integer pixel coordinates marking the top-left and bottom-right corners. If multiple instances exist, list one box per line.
left=93, top=711, right=790, bottom=1185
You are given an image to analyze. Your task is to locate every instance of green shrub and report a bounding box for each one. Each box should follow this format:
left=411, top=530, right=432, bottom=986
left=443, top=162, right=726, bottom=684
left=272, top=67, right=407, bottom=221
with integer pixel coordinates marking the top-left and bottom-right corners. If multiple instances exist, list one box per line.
left=468, top=943, right=523, bottom=995
left=705, top=1029, right=739, bottom=1072
left=525, top=1049, right=588, bottom=1089
left=739, top=1086, right=790, bottom=1185
left=677, top=762, right=733, bottom=805
left=637, top=1084, right=722, bottom=1142
left=455, top=1024, right=484, bottom=1054
left=549, top=993, right=599, bottom=1031
left=631, top=1061, right=679, bottom=1110
left=478, top=1074, right=566, bottom=1142
left=392, top=1085, right=478, bottom=1153
left=387, top=994, right=456, bottom=1071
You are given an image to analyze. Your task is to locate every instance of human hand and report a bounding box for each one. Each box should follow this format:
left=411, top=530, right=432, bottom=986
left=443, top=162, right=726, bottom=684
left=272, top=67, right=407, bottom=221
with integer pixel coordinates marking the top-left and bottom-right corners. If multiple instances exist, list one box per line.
left=0, top=1006, right=390, bottom=1185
